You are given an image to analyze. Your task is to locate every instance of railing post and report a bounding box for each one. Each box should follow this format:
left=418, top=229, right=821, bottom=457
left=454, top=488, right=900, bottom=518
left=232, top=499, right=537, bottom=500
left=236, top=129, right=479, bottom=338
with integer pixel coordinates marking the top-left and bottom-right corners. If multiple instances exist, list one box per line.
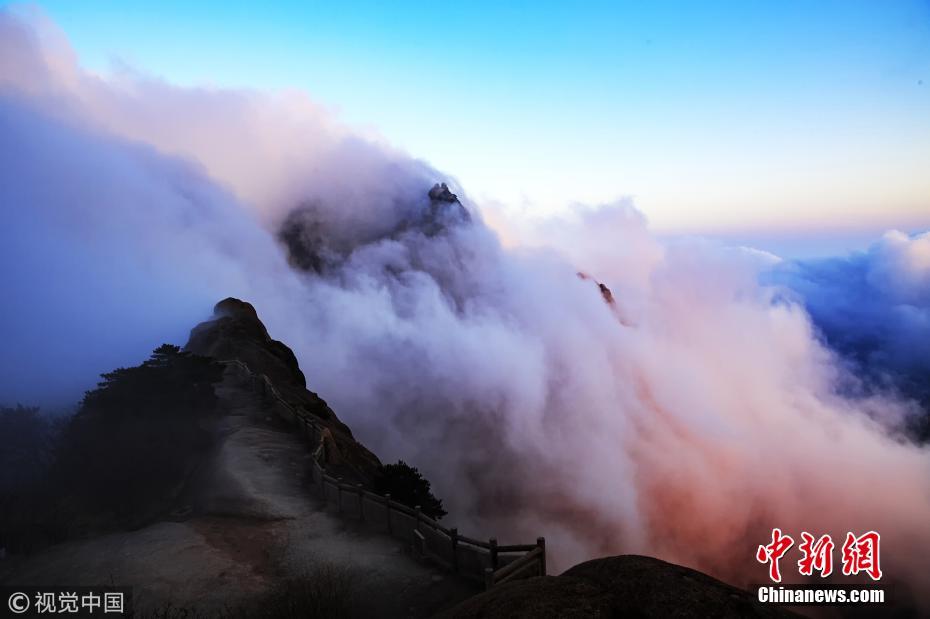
left=537, top=537, right=546, bottom=576
left=384, top=494, right=392, bottom=534
left=415, top=505, right=422, bottom=534
left=357, top=484, right=365, bottom=521
left=484, top=567, right=494, bottom=590
left=450, top=527, right=459, bottom=573
left=489, top=538, right=499, bottom=570
left=337, top=477, right=343, bottom=514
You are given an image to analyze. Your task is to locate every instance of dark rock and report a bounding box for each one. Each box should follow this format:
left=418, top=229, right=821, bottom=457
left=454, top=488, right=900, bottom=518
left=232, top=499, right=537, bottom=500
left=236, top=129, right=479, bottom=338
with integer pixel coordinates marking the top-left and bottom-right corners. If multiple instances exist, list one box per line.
left=188, top=298, right=309, bottom=392
left=428, top=182, right=458, bottom=203
left=425, top=183, right=471, bottom=233
left=598, top=282, right=614, bottom=306
left=277, top=207, right=338, bottom=274
left=185, top=298, right=382, bottom=482
left=577, top=272, right=615, bottom=307
left=438, top=555, right=798, bottom=618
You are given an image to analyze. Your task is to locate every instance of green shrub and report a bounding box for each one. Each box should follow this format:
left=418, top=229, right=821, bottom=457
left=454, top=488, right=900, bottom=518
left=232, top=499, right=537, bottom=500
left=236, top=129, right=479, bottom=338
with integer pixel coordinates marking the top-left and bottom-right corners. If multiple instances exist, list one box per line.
left=0, top=405, right=58, bottom=493
left=1, top=345, right=227, bottom=549
left=0, top=405, right=64, bottom=550
left=51, top=344, right=224, bottom=532
left=373, top=460, right=447, bottom=520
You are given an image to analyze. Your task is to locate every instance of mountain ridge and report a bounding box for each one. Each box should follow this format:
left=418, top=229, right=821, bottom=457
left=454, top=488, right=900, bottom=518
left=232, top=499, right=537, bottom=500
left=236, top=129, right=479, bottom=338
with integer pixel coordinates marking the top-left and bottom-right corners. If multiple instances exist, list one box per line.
left=185, top=297, right=382, bottom=483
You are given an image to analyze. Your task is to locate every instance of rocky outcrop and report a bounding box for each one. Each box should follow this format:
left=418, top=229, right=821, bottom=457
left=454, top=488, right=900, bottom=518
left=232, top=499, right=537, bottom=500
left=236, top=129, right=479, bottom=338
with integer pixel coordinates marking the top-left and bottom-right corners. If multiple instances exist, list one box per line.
left=278, top=183, right=471, bottom=274
left=428, top=182, right=458, bottom=203
left=439, top=555, right=797, bottom=618
left=426, top=182, right=470, bottom=232
left=577, top=272, right=636, bottom=327
left=185, top=297, right=381, bottom=482
left=577, top=272, right=615, bottom=307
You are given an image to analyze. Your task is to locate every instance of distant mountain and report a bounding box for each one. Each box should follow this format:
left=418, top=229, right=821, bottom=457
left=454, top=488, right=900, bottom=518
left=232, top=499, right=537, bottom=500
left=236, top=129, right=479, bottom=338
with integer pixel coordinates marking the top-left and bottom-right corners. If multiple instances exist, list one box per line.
left=278, top=182, right=471, bottom=274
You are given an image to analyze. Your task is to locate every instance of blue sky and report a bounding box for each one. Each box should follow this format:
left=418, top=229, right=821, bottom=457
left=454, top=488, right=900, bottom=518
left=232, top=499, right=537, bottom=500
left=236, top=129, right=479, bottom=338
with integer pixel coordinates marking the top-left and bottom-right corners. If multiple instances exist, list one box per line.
left=8, top=1, right=930, bottom=253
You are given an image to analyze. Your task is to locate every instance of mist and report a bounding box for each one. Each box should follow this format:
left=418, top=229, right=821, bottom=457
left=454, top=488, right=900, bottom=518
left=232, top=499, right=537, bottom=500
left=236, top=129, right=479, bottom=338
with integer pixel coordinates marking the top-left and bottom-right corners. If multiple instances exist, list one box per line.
left=766, top=231, right=930, bottom=418
left=2, top=7, right=929, bottom=601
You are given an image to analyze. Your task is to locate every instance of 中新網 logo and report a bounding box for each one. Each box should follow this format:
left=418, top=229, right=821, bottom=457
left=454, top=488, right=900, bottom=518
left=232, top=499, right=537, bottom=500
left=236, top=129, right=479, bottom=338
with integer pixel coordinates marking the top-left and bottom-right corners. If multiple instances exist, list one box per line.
left=756, top=529, right=881, bottom=582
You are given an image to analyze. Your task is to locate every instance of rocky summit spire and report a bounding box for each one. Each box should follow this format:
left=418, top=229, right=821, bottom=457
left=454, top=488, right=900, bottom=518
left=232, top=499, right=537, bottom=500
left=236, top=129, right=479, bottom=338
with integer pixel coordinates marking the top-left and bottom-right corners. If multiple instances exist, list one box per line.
left=428, top=182, right=458, bottom=203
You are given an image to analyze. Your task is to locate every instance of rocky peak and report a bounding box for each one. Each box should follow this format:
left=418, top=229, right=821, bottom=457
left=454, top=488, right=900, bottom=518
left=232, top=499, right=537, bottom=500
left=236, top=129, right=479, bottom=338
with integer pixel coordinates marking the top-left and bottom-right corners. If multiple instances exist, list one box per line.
left=425, top=182, right=471, bottom=233
left=428, top=182, right=458, bottom=203
left=187, top=298, right=306, bottom=389
left=214, top=296, right=262, bottom=322
left=185, top=298, right=382, bottom=481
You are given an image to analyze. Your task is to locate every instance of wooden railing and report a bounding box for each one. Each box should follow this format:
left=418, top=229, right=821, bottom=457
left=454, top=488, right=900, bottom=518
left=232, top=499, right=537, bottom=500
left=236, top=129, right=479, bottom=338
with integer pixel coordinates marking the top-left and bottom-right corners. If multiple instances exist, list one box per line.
left=221, top=359, right=547, bottom=588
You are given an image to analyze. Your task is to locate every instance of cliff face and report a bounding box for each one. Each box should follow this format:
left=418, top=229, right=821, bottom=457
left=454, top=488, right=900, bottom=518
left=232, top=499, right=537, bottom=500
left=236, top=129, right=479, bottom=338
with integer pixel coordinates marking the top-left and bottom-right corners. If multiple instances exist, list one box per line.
left=185, top=297, right=381, bottom=482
